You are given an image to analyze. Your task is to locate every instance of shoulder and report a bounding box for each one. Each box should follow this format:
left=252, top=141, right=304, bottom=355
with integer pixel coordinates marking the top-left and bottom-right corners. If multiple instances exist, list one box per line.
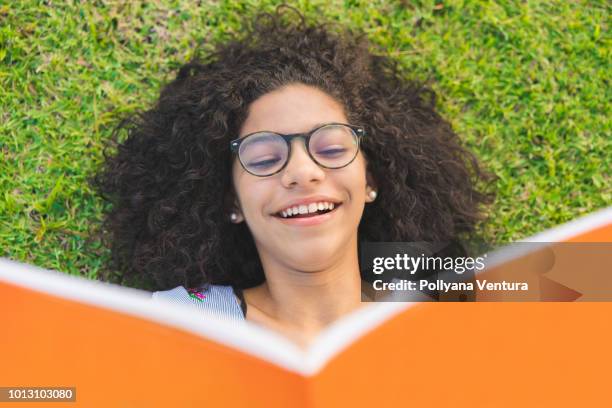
left=151, top=284, right=245, bottom=322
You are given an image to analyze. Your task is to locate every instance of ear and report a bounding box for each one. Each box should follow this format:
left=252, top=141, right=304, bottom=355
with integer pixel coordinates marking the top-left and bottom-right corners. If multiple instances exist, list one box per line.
left=361, top=150, right=378, bottom=203
left=365, top=170, right=378, bottom=203
left=230, top=197, right=245, bottom=223
left=225, top=189, right=245, bottom=223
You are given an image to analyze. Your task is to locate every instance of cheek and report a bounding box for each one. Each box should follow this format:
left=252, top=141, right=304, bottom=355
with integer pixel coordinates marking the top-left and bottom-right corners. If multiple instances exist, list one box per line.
left=232, top=163, right=256, bottom=208
left=344, top=159, right=368, bottom=196
left=231, top=162, right=242, bottom=199
left=233, top=174, right=273, bottom=217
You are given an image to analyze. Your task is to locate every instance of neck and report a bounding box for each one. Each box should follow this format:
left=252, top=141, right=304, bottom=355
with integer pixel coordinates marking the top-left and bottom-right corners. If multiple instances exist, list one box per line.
left=246, top=238, right=364, bottom=337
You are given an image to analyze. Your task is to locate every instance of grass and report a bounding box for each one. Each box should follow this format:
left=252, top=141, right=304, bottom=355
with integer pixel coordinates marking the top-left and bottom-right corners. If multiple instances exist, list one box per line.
left=0, top=0, right=610, bottom=278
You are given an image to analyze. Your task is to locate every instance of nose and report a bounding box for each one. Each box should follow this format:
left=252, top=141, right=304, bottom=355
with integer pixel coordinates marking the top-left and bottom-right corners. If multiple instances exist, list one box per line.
left=280, top=139, right=326, bottom=188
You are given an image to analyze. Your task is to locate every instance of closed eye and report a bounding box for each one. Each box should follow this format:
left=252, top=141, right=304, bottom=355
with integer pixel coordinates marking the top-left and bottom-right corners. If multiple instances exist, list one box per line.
left=317, top=147, right=347, bottom=156
left=248, top=157, right=282, bottom=168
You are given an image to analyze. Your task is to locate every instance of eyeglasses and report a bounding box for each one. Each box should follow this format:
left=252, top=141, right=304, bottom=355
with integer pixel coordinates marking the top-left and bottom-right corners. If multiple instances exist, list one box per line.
left=230, top=123, right=365, bottom=177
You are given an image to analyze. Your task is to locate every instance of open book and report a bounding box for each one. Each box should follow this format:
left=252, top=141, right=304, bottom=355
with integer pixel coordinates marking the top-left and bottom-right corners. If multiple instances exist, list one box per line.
left=1, top=207, right=611, bottom=407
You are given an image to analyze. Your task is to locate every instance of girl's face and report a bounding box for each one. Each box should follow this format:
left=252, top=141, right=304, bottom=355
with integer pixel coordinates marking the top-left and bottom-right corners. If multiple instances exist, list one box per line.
left=231, top=83, right=375, bottom=272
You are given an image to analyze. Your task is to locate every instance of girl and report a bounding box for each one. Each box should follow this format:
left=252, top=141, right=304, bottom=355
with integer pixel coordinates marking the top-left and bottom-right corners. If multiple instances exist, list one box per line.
left=93, top=6, right=493, bottom=347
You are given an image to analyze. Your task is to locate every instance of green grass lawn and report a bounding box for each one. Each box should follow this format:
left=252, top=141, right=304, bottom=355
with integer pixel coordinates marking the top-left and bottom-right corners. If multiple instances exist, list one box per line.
left=1, top=0, right=610, bottom=278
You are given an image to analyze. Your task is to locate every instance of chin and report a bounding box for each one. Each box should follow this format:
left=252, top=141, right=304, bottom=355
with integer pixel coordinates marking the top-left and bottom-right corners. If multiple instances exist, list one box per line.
left=280, top=238, right=350, bottom=270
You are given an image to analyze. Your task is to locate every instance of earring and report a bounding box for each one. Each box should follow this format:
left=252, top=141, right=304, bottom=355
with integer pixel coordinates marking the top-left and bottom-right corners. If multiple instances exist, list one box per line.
left=230, top=213, right=238, bottom=222
left=368, top=190, right=377, bottom=201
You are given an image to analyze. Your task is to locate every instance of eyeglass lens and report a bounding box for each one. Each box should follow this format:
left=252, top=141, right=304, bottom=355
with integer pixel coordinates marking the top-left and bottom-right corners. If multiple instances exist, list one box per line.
left=238, top=124, right=359, bottom=176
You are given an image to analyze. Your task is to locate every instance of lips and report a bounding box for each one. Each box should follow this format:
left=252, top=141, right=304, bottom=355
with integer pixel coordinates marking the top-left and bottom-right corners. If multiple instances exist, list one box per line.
left=273, top=202, right=342, bottom=226
left=273, top=203, right=343, bottom=218
left=271, top=196, right=343, bottom=218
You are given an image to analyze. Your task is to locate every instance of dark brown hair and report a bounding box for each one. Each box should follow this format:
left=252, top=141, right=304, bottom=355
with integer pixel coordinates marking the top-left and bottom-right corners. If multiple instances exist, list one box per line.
left=92, top=6, right=494, bottom=291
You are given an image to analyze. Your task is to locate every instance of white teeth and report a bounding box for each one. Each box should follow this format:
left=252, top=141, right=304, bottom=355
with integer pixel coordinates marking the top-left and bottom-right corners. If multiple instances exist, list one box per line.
left=278, top=201, right=339, bottom=218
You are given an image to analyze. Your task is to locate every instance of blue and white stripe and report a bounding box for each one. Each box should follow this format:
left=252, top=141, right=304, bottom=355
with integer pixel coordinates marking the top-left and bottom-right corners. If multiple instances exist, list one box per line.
left=151, top=285, right=246, bottom=323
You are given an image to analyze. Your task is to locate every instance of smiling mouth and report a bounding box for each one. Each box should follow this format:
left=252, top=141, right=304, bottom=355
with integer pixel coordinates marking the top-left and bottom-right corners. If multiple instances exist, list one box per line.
left=274, top=203, right=342, bottom=219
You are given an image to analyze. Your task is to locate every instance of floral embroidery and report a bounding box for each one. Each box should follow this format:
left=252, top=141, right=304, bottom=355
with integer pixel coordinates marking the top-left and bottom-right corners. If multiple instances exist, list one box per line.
left=187, top=287, right=206, bottom=301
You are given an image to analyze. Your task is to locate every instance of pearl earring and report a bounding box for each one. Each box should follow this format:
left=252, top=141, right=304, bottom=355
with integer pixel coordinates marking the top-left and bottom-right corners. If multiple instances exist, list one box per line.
left=230, top=213, right=238, bottom=222
left=368, top=190, right=377, bottom=201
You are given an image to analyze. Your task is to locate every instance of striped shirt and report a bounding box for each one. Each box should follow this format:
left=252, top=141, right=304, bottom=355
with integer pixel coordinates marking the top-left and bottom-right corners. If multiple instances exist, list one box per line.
left=151, top=285, right=246, bottom=323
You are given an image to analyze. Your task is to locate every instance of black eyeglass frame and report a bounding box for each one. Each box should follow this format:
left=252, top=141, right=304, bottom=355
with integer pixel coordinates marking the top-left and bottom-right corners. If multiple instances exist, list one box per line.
left=230, top=122, right=366, bottom=177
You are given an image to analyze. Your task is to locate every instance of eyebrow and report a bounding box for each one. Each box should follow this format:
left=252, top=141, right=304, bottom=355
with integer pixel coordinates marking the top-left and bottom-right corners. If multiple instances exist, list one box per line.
left=240, top=122, right=333, bottom=138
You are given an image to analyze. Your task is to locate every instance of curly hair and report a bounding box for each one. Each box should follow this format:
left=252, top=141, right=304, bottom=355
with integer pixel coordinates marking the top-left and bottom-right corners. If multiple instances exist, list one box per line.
left=92, top=6, right=495, bottom=291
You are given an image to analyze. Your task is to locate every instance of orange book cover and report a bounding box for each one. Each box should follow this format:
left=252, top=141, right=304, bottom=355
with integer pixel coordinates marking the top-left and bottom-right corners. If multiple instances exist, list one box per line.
left=1, top=206, right=611, bottom=407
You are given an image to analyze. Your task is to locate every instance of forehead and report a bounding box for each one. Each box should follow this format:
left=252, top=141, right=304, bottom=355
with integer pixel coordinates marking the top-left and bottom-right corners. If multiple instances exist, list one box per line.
left=240, top=84, right=347, bottom=136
